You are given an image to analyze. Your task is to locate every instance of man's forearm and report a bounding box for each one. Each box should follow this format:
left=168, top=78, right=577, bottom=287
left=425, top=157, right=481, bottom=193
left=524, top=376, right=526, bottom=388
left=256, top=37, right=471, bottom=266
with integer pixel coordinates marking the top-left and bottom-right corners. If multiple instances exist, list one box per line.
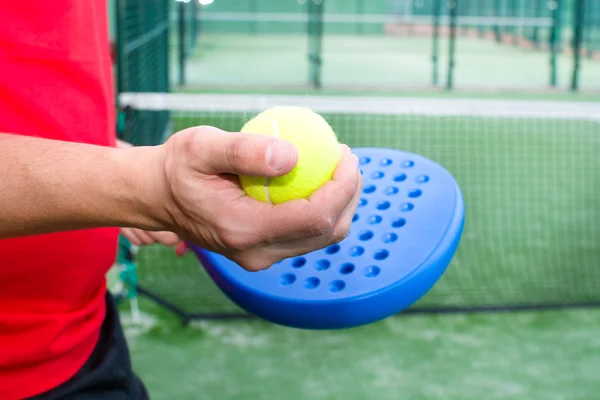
left=0, top=133, right=168, bottom=239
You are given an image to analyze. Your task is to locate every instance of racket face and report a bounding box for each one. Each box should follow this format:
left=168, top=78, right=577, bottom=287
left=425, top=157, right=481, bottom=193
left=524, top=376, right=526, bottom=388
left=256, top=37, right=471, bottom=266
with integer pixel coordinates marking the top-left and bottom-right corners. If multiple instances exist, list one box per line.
left=191, top=148, right=465, bottom=329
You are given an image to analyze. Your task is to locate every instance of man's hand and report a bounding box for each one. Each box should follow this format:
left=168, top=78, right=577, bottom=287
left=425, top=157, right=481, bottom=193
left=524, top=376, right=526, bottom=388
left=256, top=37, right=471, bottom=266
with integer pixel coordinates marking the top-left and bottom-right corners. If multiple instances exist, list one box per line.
left=155, top=126, right=362, bottom=271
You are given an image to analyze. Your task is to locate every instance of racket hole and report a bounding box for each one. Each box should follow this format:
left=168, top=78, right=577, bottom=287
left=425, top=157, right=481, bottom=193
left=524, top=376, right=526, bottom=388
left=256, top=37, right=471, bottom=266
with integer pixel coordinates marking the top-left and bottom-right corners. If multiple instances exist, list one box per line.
left=315, top=259, right=331, bottom=271
left=364, top=266, right=381, bottom=278
left=329, top=280, right=345, bottom=292
left=382, top=233, right=398, bottom=243
left=394, top=174, right=407, bottom=182
left=368, top=215, right=382, bottom=225
left=363, top=185, right=376, bottom=194
left=392, top=218, right=406, bottom=228
left=416, top=175, right=430, bottom=183
left=400, top=202, right=414, bottom=212
left=349, top=246, right=364, bottom=257
left=352, top=213, right=359, bottom=222
left=304, top=277, right=320, bottom=289
left=291, top=257, right=306, bottom=268
left=339, top=263, right=355, bottom=275
left=380, top=158, right=393, bottom=166
left=358, top=198, right=368, bottom=207
left=371, top=171, right=384, bottom=180
left=280, top=273, right=296, bottom=286
left=401, top=160, right=415, bottom=168
left=359, top=156, right=371, bottom=165
left=408, top=189, right=422, bottom=198
left=374, top=249, right=389, bottom=260
left=385, top=186, right=399, bottom=195
left=359, top=230, right=374, bottom=241
left=326, top=244, right=341, bottom=254
left=377, top=201, right=391, bottom=210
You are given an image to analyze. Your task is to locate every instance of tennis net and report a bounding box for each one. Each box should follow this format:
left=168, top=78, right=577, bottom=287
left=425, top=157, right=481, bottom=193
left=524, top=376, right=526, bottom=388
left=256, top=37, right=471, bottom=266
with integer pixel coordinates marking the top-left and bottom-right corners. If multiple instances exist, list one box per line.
left=117, top=92, right=600, bottom=318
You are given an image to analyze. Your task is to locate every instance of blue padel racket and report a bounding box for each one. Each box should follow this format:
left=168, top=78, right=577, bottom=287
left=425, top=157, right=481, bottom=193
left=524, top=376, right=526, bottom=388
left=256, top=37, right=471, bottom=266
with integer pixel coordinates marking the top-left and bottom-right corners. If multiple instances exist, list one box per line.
left=189, top=148, right=465, bottom=329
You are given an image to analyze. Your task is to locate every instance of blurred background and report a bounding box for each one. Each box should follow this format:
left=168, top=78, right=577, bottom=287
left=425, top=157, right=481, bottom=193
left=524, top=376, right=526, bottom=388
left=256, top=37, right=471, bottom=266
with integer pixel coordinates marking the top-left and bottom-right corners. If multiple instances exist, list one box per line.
left=107, top=1, right=600, bottom=399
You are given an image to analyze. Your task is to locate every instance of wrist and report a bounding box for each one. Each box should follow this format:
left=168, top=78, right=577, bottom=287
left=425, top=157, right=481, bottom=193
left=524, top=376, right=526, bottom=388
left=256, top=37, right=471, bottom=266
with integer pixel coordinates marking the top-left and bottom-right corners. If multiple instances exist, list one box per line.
left=110, top=145, right=174, bottom=232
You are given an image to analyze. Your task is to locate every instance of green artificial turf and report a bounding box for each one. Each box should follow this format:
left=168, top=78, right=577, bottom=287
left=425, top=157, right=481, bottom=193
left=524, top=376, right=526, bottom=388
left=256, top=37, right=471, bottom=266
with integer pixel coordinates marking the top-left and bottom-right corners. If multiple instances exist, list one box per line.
left=121, top=297, right=600, bottom=400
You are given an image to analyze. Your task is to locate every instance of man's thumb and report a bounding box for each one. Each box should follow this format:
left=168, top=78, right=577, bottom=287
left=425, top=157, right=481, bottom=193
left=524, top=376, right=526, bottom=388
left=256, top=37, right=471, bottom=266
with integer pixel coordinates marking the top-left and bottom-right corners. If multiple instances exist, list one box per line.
left=196, top=128, right=298, bottom=177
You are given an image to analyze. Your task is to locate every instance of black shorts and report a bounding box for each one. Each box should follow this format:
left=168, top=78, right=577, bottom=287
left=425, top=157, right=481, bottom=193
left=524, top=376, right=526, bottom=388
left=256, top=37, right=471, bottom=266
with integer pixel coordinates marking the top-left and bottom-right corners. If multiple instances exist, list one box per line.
left=29, top=292, right=149, bottom=400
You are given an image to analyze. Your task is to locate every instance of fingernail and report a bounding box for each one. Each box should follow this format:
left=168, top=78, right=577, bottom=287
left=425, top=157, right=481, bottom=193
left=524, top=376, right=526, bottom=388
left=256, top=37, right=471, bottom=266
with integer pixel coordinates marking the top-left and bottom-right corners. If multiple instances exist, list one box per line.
left=266, top=141, right=295, bottom=172
left=340, top=144, right=351, bottom=155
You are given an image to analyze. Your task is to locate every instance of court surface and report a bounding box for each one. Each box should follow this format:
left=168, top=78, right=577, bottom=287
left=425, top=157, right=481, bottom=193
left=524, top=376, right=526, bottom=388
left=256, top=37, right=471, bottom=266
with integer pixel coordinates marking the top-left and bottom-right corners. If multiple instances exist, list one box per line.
left=176, top=34, right=600, bottom=91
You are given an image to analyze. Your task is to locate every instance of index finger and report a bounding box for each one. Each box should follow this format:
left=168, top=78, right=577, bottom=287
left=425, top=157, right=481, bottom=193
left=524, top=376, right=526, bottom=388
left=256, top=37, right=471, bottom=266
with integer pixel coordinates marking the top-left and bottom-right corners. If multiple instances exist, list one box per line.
left=308, top=145, right=360, bottom=224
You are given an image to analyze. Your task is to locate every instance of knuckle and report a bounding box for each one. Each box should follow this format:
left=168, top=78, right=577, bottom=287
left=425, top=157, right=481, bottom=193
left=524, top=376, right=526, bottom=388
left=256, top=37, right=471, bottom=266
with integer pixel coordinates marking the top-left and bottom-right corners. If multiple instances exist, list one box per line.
left=180, top=129, right=205, bottom=161
left=237, top=257, right=271, bottom=272
left=218, top=227, right=247, bottom=251
left=218, top=226, right=262, bottom=253
left=332, top=224, right=351, bottom=244
left=345, top=174, right=359, bottom=198
left=302, top=208, right=333, bottom=237
left=224, top=136, right=249, bottom=172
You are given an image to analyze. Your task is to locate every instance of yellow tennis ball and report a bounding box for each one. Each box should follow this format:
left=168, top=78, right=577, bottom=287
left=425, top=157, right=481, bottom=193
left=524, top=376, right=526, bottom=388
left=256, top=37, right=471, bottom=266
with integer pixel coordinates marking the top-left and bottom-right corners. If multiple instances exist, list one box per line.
left=238, top=106, right=341, bottom=204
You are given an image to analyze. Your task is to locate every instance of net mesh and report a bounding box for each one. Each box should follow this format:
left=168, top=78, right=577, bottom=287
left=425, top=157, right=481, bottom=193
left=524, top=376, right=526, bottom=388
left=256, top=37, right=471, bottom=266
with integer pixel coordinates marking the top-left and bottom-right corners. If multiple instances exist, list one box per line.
left=115, top=0, right=170, bottom=146
left=180, top=0, right=600, bottom=91
left=118, top=92, right=600, bottom=316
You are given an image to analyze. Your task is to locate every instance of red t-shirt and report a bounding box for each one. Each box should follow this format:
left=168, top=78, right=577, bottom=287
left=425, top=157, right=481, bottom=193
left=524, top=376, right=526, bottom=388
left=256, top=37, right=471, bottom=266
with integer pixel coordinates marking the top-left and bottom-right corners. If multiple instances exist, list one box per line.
left=0, top=2, right=119, bottom=398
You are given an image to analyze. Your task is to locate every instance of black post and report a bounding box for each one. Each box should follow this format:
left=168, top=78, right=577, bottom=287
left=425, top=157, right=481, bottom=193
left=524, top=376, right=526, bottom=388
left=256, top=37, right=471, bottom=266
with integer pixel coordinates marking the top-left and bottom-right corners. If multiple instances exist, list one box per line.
left=571, top=0, right=585, bottom=91
left=447, top=0, right=458, bottom=90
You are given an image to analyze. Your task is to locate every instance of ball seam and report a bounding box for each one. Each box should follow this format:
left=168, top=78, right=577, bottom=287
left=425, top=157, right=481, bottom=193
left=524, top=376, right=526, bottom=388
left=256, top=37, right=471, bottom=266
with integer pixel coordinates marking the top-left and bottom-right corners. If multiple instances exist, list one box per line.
left=264, top=115, right=279, bottom=204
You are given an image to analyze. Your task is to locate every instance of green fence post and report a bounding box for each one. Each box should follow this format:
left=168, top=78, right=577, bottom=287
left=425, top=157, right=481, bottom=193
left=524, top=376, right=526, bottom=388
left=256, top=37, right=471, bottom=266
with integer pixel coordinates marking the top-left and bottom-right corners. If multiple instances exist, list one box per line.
left=447, top=0, right=458, bottom=90
left=249, top=0, right=257, bottom=34
left=432, top=0, right=442, bottom=85
left=308, top=0, right=324, bottom=89
left=178, top=0, right=186, bottom=86
left=356, top=0, right=364, bottom=35
left=494, top=0, right=502, bottom=42
left=532, top=0, right=543, bottom=48
left=584, top=0, right=593, bottom=58
left=191, top=0, right=198, bottom=48
left=115, top=0, right=125, bottom=95
left=478, top=0, right=485, bottom=38
left=571, top=0, right=585, bottom=91
left=550, top=0, right=562, bottom=87
left=512, top=0, right=520, bottom=46
left=163, top=0, right=170, bottom=96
